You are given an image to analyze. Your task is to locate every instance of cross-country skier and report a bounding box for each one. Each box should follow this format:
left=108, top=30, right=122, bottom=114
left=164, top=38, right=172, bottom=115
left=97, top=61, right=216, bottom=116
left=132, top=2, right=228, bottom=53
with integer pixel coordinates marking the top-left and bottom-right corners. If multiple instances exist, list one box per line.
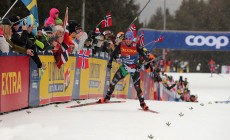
left=208, top=58, right=216, bottom=77
left=98, top=31, right=149, bottom=110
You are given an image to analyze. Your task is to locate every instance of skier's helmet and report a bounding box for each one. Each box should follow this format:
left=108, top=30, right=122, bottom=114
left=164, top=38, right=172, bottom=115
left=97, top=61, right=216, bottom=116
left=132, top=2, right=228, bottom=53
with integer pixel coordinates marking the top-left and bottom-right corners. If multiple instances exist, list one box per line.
left=125, top=31, right=134, bottom=40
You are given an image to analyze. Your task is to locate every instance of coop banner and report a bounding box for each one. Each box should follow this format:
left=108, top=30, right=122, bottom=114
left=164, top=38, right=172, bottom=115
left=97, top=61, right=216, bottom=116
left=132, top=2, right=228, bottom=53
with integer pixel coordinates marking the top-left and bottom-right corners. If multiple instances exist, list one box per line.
left=139, top=28, right=230, bottom=51
left=0, top=56, right=30, bottom=113
left=38, top=55, right=76, bottom=105
left=110, top=62, right=130, bottom=98
left=79, top=58, right=107, bottom=98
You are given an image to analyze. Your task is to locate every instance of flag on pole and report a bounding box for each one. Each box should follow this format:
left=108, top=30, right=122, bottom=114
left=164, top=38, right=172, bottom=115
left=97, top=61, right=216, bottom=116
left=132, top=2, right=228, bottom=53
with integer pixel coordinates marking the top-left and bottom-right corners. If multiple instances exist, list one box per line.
left=101, top=12, right=112, bottom=28
left=77, top=49, right=91, bottom=69
left=21, top=0, right=39, bottom=24
left=128, top=24, right=137, bottom=38
left=138, top=31, right=145, bottom=46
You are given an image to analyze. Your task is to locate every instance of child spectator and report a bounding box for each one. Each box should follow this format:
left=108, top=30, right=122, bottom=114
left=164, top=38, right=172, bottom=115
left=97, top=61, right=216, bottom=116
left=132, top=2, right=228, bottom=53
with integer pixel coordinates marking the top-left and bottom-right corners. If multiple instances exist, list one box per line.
left=45, top=8, right=63, bottom=26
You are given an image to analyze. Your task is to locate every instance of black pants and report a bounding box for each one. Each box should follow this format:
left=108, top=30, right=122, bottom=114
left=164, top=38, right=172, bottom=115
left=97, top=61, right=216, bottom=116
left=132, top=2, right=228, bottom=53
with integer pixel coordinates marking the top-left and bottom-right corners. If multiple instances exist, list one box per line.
left=105, top=64, right=145, bottom=103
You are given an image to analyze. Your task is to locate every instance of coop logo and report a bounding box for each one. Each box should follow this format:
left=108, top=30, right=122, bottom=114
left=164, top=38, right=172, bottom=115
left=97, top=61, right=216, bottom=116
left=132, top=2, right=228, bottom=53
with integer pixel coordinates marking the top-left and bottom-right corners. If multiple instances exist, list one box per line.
left=185, top=35, right=229, bottom=49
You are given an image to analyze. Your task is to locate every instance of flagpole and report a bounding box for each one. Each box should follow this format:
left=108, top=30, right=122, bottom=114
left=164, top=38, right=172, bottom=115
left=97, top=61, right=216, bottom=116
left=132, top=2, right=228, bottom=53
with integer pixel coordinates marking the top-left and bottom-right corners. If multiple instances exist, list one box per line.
left=162, top=0, right=166, bottom=60
left=95, top=20, right=102, bottom=28
left=82, top=0, right=85, bottom=31
left=2, top=0, right=19, bottom=20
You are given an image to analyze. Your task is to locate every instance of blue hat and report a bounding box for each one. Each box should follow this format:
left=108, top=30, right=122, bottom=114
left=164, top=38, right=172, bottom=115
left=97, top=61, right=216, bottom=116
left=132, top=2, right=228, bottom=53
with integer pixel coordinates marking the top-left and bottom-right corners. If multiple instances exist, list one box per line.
left=125, top=31, right=134, bottom=40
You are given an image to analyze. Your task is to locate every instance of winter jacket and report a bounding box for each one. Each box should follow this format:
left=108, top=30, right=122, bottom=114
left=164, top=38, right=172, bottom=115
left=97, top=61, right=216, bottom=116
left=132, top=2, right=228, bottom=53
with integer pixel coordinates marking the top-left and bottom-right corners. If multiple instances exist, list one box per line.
left=45, top=8, right=59, bottom=26
left=11, top=28, right=31, bottom=49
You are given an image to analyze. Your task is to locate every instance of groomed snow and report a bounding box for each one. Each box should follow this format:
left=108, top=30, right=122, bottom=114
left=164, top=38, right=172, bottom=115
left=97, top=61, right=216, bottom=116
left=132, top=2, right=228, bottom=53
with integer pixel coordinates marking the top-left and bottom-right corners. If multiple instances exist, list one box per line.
left=0, top=73, right=230, bottom=140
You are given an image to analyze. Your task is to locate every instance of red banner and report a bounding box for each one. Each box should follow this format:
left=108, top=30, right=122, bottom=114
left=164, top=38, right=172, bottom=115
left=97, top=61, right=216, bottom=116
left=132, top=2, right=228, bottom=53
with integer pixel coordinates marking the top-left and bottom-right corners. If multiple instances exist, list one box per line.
left=0, top=56, right=30, bottom=113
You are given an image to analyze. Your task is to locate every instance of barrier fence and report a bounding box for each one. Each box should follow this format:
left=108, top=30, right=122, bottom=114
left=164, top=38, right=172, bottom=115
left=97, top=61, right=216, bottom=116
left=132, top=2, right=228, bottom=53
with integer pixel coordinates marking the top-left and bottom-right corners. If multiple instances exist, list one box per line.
left=0, top=51, right=180, bottom=113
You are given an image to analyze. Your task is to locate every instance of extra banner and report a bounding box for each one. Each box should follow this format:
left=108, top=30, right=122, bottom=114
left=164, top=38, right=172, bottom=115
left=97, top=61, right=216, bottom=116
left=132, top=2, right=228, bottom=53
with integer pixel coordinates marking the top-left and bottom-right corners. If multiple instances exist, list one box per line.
left=139, top=28, right=230, bottom=51
left=0, top=55, right=30, bottom=113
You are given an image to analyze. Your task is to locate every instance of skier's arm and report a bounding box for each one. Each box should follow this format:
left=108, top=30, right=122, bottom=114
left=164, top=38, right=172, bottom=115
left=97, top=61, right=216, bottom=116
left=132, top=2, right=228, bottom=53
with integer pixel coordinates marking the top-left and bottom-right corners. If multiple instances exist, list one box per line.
left=107, top=44, right=121, bottom=68
left=137, top=46, right=149, bottom=64
left=11, top=30, right=28, bottom=47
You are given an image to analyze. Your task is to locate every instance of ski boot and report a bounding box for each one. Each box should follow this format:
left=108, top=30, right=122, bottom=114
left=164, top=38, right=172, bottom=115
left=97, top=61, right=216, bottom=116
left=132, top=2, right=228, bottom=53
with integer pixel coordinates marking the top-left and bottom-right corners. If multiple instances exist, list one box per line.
left=97, top=94, right=111, bottom=103
left=140, top=102, right=149, bottom=110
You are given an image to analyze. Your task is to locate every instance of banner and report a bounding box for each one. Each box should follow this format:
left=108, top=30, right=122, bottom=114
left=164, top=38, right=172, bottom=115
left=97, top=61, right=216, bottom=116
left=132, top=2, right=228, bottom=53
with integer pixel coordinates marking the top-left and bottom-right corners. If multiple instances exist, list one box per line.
left=72, top=54, right=81, bottom=99
left=38, top=55, right=76, bottom=105
left=79, top=58, right=107, bottom=98
left=110, top=62, right=130, bottom=98
left=139, top=28, right=230, bottom=51
left=29, top=58, right=40, bottom=107
left=0, top=56, right=29, bottom=113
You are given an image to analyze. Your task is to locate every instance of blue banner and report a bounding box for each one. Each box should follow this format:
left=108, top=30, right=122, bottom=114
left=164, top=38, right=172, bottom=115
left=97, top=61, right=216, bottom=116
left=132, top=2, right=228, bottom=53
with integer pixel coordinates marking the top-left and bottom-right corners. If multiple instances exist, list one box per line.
left=29, top=58, right=40, bottom=107
left=138, top=28, right=230, bottom=51
left=72, top=54, right=81, bottom=99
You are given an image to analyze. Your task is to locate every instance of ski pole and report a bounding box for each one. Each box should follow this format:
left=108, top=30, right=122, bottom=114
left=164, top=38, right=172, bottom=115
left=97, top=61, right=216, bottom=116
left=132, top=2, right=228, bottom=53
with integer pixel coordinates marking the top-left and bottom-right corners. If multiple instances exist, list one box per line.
left=127, top=0, right=151, bottom=29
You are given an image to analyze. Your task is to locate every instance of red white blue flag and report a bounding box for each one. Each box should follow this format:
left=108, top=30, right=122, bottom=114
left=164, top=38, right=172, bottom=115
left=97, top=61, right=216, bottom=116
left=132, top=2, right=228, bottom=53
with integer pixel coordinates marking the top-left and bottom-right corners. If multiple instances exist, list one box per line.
left=77, top=49, right=91, bottom=69
left=53, top=7, right=70, bottom=69
left=138, top=31, right=145, bottom=46
left=101, top=12, right=112, bottom=28
left=128, top=24, right=137, bottom=38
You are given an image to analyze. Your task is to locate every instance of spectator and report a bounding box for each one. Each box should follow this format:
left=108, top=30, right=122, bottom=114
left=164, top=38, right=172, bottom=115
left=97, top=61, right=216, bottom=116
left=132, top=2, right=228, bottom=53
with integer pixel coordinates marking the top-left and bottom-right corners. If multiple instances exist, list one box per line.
left=0, top=20, right=11, bottom=53
left=166, top=59, right=171, bottom=72
left=75, top=25, right=88, bottom=52
left=184, top=77, right=189, bottom=89
left=180, top=88, right=190, bottom=102
left=9, top=16, right=38, bottom=61
left=36, top=26, right=55, bottom=51
left=196, top=63, right=201, bottom=72
left=45, top=8, right=62, bottom=26
left=190, top=95, right=198, bottom=102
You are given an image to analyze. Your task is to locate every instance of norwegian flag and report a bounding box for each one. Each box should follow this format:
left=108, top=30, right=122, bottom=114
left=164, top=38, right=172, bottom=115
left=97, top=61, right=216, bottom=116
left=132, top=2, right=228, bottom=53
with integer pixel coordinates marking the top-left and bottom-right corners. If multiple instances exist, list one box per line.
left=101, top=12, right=112, bottom=28
left=128, top=24, right=137, bottom=38
left=77, top=49, right=91, bottom=69
left=53, top=7, right=70, bottom=69
left=138, top=31, right=145, bottom=46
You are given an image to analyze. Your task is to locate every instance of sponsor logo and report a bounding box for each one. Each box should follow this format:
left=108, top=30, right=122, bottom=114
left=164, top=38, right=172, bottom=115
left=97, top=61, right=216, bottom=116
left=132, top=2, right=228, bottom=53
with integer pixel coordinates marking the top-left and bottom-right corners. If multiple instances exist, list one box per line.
left=2, top=72, right=22, bottom=95
left=48, top=84, right=64, bottom=93
left=121, top=48, right=137, bottom=54
left=185, top=35, right=229, bottom=49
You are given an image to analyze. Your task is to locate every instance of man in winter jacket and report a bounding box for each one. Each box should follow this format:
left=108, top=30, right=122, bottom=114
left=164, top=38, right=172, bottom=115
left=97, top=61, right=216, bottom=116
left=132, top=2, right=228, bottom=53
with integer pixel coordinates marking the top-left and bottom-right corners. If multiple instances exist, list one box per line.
left=9, top=16, right=44, bottom=69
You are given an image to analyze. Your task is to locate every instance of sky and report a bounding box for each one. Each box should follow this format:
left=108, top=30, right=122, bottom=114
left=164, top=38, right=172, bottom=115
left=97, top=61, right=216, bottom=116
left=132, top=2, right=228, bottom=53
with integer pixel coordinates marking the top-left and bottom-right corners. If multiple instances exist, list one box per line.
left=135, top=0, right=183, bottom=24
left=0, top=73, right=230, bottom=140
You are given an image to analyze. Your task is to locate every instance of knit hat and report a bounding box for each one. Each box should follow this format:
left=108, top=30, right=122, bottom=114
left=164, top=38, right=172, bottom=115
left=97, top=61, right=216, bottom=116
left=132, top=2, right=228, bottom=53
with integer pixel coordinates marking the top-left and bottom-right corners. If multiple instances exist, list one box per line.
left=9, top=16, right=20, bottom=26
left=37, top=26, right=42, bottom=31
left=69, top=20, right=78, bottom=34
left=125, top=31, right=134, bottom=40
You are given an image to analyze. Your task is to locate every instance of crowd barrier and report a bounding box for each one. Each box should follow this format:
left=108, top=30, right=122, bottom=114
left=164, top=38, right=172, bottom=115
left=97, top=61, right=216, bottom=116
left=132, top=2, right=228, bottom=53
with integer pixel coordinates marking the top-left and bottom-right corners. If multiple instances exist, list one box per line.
left=0, top=51, right=180, bottom=113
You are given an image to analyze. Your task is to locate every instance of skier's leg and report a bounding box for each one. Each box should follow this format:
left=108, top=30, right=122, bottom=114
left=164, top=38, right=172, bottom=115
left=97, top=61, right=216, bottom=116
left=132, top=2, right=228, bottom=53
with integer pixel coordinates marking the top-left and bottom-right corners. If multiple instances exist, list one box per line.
left=131, top=71, right=148, bottom=110
left=98, top=65, right=128, bottom=102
